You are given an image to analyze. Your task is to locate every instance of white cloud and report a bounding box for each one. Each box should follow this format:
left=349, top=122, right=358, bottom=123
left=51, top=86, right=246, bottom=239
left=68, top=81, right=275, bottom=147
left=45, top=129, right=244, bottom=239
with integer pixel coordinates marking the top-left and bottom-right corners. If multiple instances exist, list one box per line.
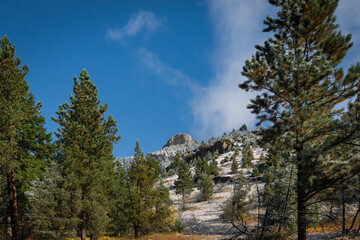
left=191, top=0, right=271, bottom=138
left=107, top=11, right=163, bottom=42
left=138, top=48, right=199, bottom=92
left=336, top=0, right=360, bottom=63
left=337, top=0, right=360, bottom=36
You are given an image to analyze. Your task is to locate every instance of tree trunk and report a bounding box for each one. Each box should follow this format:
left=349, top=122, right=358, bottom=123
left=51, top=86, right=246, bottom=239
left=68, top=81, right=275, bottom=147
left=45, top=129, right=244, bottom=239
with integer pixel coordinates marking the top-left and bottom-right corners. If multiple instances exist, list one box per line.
left=7, top=216, right=12, bottom=240
left=297, top=180, right=307, bottom=240
left=81, top=210, right=86, bottom=240
left=81, top=227, right=86, bottom=240
left=7, top=170, right=20, bottom=240
left=134, top=223, right=139, bottom=238
left=342, top=190, right=346, bottom=235
left=81, top=193, right=86, bottom=240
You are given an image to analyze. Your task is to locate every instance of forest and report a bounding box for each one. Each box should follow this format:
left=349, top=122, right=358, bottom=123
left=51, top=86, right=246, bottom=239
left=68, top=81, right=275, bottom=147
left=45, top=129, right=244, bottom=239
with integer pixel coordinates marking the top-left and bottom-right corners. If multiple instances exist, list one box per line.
left=1, top=0, right=360, bottom=240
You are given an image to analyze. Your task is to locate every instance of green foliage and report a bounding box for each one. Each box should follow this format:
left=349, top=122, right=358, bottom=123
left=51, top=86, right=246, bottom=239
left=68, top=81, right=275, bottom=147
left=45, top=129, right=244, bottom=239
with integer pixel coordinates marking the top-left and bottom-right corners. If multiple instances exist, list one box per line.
left=257, top=153, right=267, bottom=173
left=152, top=182, right=175, bottom=233
left=242, top=147, right=253, bottom=168
left=223, top=171, right=253, bottom=221
left=171, top=153, right=181, bottom=171
left=209, top=158, right=219, bottom=176
left=172, top=218, right=183, bottom=233
left=252, top=167, right=260, bottom=177
left=231, top=154, right=238, bottom=174
left=240, top=124, right=248, bottom=131
left=264, top=156, right=297, bottom=233
left=220, top=156, right=229, bottom=164
left=203, top=159, right=210, bottom=175
left=197, top=173, right=214, bottom=201
left=27, top=162, right=77, bottom=239
left=194, top=156, right=211, bottom=180
left=194, top=157, right=203, bottom=180
left=174, top=159, right=193, bottom=209
left=147, top=157, right=162, bottom=180
left=0, top=35, right=54, bottom=238
left=240, top=0, right=360, bottom=237
left=114, top=141, right=173, bottom=238
left=52, top=69, right=120, bottom=239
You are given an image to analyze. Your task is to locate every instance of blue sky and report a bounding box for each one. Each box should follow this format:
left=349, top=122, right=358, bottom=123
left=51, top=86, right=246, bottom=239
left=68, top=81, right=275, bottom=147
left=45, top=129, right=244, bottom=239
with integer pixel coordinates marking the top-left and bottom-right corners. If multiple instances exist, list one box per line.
left=1, top=0, right=359, bottom=157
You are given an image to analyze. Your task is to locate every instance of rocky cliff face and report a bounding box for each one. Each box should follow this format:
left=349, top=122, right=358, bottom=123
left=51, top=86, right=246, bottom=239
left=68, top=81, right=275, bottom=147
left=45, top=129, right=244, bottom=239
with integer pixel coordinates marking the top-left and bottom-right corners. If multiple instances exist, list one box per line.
left=162, top=133, right=198, bottom=149
left=183, top=139, right=233, bottom=162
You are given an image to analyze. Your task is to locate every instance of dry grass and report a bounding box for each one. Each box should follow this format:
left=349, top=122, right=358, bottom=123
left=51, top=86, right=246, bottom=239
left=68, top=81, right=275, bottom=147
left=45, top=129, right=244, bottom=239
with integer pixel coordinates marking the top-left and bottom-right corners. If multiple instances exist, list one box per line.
left=308, top=218, right=360, bottom=234
left=185, top=196, right=196, bottom=201
left=183, top=205, right=201, bottom=211
left=111, top=233, right=220, bottom=240
left=211, top=195, right=225, bottom=200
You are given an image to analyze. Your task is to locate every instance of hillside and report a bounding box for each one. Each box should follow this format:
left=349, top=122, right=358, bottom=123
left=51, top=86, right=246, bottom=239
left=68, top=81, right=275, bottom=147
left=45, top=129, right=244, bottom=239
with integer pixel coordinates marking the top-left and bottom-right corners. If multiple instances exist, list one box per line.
left=118, top=129, right=360, bottom=239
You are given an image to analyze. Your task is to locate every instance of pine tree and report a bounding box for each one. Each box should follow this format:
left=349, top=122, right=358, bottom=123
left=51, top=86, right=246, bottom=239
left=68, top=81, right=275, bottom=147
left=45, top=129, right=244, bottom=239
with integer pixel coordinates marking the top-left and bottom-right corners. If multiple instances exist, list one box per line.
left=114, top=140, right=167, bottom=238
left=171, top=153, right=181, bottom=171
left=210, top=158, right=219, bottom=176
left=109, top=162, right=128, bottom=235
left=16, top=94, right=54, bottom=238
left=27, top=162, right=77, bottom=239
left=198, top=173, right=214, bottom=201
left=202, top=158, right=210, bottom=175
left=239, top=1, right=360, bottom=238
left=240, top=124, right=248, bottom=131
left=174, top=159, right=193, bottom=210
left=0, top=36, right=53, bottom=239
left=242, top=147, right=253, bottom=168
left=194, top=157, right=203, bottom=180
left=231, top=155, right=238, bottom=174
left=152, top=182, right=174, bottom=232
left=223, top=171, right=253, bottom=223
left=52, top=69, right=120, bottom=240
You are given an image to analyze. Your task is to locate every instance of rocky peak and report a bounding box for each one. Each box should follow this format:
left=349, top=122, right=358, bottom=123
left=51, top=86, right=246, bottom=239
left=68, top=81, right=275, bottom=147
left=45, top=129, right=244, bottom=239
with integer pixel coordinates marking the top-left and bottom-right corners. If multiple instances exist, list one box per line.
left=117, top=133, right=200, bottom=170
left=162, top=133, right=198, bottom=149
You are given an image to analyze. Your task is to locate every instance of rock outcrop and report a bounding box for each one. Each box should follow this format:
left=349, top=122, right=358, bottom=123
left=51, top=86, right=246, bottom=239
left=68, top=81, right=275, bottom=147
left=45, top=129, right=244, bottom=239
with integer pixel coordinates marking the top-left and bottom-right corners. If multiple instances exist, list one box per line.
left=117, top=133, right=200, bottom=170
left=184, top=139, right=233, bottom=163
left=162, top=133, right=198, bottom=149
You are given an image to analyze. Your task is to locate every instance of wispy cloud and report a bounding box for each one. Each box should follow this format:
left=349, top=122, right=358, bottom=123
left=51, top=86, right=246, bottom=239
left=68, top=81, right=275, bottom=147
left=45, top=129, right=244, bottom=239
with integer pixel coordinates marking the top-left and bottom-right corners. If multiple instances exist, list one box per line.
left=107, top=11, right=163, bottom=42
left=336, top=0, right=360, bottom=62
left=191, top=0, right=360, bottom=139
left=191, top=0, right=272, bottom=138
left=138, top=48, right=199, bottom=91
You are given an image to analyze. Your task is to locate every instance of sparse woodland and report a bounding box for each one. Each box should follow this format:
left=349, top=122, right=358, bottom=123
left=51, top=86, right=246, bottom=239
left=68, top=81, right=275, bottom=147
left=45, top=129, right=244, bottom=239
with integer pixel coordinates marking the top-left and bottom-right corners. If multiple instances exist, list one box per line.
left=1, top=0, right=360, bottom=240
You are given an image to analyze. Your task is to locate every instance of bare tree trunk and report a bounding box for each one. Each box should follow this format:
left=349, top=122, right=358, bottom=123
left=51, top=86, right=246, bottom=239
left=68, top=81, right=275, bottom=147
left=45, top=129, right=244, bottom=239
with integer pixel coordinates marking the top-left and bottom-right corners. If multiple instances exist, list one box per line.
left=348, top=201, right=360, bottom=234
left=341, top=190, right=346, bottom=235
left=134, top=223, right=139, bottom=238
left=259, top=203, right=269, bottom=240
left=7, top=215, right=12, bottom=240
left=81, top=227, right=86, bottom=240
left=7, top=170, right=20, bottom=240
left=297, top=176, right=307, bottom=240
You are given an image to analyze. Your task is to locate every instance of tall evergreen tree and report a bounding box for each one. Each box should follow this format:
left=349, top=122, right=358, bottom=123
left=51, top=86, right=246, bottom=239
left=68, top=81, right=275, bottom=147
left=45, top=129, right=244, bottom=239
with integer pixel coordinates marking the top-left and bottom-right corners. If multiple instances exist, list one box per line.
left=52, top=69, right=120, bottom=240
left=198, top=173, right=214, bottom=201
left=174, top=159, right=193, bottom=210
left=239, top=1, right=360, bottom=238
left=0, top=36, right=53, bottom=240
left=16, top=93, right=54, bottom=239
left=242, top=147, right=253, bottom=168
left=231, top=155, right=238, bottom=174
left=209, top=158, right=219, bottom=176
left=171, top=153, right=181, bottom=171
left=223, top=171, right=253, bottom=224
left=194, top=157, right=203, bottom=181
left=114, top=140, right=171, bottom=238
